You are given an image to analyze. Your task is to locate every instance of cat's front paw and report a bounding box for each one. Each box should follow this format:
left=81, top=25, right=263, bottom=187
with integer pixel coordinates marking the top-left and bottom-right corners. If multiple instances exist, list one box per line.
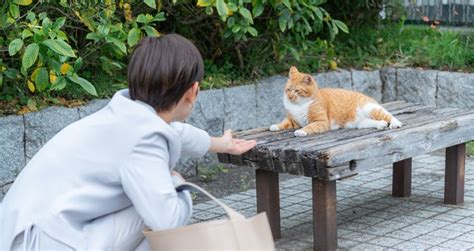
left=390, top=118, right=403, bottom=129
left=269, top=125, right=280, bottom=131
left=376, top=121, right=389, bottom=130
left=294, top=129, right=308, bottom=137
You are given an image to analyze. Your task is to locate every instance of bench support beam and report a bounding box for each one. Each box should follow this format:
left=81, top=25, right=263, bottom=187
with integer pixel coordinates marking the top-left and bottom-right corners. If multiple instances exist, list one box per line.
left=313, top=179, right=337, bottom=251
left=392, top=158, right=412, bottom=197
left=256, top=169, right=281, bottom=240
left=445, top=143, right=465, bottom=205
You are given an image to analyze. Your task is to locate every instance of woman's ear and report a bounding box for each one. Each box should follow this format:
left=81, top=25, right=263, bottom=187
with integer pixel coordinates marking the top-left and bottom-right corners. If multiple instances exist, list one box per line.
left=185, top=82, right=199, bottom=103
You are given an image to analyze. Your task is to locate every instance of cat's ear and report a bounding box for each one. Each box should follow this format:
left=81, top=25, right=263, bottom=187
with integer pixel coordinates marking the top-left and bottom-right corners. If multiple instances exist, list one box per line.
left=302, top=75, right=314, bottom=85
left=289, top=66, right=299, bottom=77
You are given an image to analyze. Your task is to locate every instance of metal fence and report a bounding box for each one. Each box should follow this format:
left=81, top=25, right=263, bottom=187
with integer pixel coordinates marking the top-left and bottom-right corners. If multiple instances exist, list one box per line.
left=404, top=0, right=474, bottom=25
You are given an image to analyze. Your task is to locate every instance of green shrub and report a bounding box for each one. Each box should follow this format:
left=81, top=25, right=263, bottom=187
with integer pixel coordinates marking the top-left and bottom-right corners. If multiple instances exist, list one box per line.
left=0, top=0, right=347, bottom=107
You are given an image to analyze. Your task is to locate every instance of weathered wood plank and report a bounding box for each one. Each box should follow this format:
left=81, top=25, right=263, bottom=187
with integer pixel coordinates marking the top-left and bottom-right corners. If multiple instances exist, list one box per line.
left=261, top=108, right=469, bottom=166
left=393, top=158, right=412, bottom=197
left=262, top=106, right=434, bottom=154
left=445, top=143, right=465, bottom=205
left=322, top=113, right=474, bottom=179
left=256, top=170, right=281, bottom=240
left=313, top=179, right=337, bottom=251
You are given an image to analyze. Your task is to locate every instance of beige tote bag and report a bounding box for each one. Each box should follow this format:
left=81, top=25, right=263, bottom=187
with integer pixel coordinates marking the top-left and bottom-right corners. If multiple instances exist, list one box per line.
left=143, top=182, right=275, bottom=251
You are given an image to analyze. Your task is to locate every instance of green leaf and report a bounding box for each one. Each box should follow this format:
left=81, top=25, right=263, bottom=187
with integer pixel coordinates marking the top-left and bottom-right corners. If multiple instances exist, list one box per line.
left=34, top=67, right=49, bottom=92
left=8, top=39, right=23, bottom=56
left=247, top=26, right=258, bottom=36
left=86, top=32, right=101, bottom=41
left=0, top=74, right=3, bottom=87
left=68, top=74, right=97, bottom=96
left=41, top=39, right=76, bottom=57
left=137, top=14, right=152, bottom=23
left=26, top=11, right=35, bottom=22
left=289, top=47, right=300, bottom=61
left=197, top=0, right=214, bottom=7
left=56, top=30, right=68, bottom=41
left=153, top=12, right=166, bottom=22
left=205, top=6, right=214, bottom=15
left=144, top=26, right=160, bottom=37
left=9, top=4, right=20, bottom=19
left=97, top=25, right=110, bottom=37
left=278, top=16, right=286, bottom=32
left=74, top=57, right=83, bottom=72
left=216, top=0, right=229, bottom=19
left=282, top=0, right=292, bottom=10
left=50, top=76, right=67, bottom=91
left=239, top=8, right=253, bottom=23
left=13, top=0, right=32, bottom=6
left=53, top=17, right=66, bottom=30
left=314, top=8, right=323, bottom=21
left=22, top=29, right=33, bottom=39
left=333, top=20, right=349, bottom=33
left=107, top=36, right=127, bottom=54
left=128, top=28, right=141, bottom=47
left=252, top=0, right=264, bottom=18
left=22, top=43, right=39, bottom=70
left=144, top=0, right=156, bottom=9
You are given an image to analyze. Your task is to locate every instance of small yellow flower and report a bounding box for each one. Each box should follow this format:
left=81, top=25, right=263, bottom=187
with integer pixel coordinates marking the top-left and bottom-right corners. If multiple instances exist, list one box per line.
left=27, top=80, right=35, bottom=93
left=60, top=63, right=72, bottom=75
left=50, top=71, right=57, bottom=83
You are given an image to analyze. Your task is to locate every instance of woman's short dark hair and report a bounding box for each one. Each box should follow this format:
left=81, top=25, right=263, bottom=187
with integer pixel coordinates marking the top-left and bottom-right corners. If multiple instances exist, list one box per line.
left=128, top=34, right=204, bottom=112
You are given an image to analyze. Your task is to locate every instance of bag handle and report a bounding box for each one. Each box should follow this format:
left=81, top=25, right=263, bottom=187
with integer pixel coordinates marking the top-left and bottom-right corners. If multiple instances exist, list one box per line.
left=176, top=182, right=246, bottom=220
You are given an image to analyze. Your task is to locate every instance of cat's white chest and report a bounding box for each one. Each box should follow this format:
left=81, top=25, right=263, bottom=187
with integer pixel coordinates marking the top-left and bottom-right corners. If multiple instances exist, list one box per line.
left=283, top=96, right=313, bottom=127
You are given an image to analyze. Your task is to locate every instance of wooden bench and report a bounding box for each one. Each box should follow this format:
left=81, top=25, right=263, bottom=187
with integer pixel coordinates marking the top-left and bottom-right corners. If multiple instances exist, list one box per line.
left=217, top=101, right=474, bottom=251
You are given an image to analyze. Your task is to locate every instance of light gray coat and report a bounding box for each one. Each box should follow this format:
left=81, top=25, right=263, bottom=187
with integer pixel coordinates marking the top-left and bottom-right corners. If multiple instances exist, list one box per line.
left=0, top=89, right=211, bottom=249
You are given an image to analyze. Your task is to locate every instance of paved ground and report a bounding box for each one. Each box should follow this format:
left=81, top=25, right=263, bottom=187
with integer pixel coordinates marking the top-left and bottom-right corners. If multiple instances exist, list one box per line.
left=190, top=154, right=474, bottom=250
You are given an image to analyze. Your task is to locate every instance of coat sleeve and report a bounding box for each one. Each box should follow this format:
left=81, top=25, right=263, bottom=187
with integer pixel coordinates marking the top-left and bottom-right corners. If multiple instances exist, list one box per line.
left=119, top=132, right=192, bottom=231
left=170, top=122, right=211, bottom=158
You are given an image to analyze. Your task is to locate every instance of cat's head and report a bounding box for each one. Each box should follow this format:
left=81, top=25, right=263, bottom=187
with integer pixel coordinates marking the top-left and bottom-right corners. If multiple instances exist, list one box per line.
left=285, top=66, right=318, bottom=103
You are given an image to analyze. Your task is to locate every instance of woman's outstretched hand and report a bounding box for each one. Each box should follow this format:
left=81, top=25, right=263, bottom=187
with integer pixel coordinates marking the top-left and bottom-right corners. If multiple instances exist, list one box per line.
left=210, top=129, right=257, bottom=155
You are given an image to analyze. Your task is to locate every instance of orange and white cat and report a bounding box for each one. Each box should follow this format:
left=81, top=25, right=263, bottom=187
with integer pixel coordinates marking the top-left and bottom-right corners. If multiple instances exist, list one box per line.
left=270, top=66, right=403, bottom=137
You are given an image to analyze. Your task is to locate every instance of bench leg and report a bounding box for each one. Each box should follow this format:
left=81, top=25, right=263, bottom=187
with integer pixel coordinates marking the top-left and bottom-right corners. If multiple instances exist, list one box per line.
left=392, top=158, right=412, bottom=197
left=445, top=143, right=466, bottom=205
left=256, top=169, right=281, bottom=240
left=313, top=179, right=337, bottom=251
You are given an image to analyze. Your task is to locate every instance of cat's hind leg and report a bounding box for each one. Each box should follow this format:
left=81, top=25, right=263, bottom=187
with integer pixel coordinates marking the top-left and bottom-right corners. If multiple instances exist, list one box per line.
left=368, top=104, right=403, bottom=129
left=357, top=119, right=388, bottom=130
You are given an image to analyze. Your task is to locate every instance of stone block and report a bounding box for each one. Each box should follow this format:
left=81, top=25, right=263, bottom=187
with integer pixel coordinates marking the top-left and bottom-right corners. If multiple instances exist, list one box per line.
left=380, top=67, right=398, bottom=102
left=186, top=89, right=225, bottom=136
left=223, top=85, right=257, bottom=131
left=437, top=71, right=474, bottom=108
left=256, top=76, right=286, bottom=127
left=175, top=155, right=197, bottom=178
left=397, top=68, right=437, bottom=105
left=313, top=70, right=352, bottom=89
left=351, top=70, right=383, bottom=102
left=78, top=99, right=109, bottom=118
left=0, top=115, right=25, bottom=186
left=24, top=107, right=80, bottom=161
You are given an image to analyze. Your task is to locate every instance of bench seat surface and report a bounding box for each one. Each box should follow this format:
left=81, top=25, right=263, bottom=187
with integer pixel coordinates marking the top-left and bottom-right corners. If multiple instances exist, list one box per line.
left=217, top=101, right=474, bottom=180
